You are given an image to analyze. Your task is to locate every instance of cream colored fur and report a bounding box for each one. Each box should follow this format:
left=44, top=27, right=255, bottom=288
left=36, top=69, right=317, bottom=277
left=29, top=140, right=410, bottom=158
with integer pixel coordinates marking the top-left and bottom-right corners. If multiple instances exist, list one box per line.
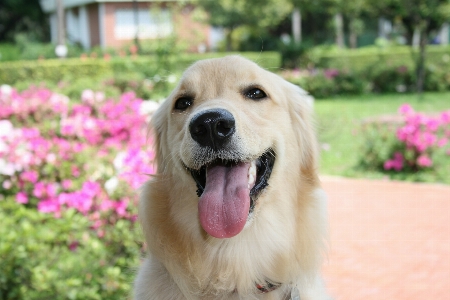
left=134, top=56, right=331, bottom=300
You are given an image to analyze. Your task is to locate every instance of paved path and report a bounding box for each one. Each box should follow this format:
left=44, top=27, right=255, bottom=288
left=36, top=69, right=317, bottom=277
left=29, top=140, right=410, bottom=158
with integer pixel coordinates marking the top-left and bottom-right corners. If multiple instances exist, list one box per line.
left=320, top=176, right=450, bottom=300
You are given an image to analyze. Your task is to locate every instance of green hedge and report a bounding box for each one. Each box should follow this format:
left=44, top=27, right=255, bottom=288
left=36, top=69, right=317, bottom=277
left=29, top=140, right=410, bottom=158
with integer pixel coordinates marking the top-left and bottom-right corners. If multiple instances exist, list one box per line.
left=0, top=59, right=112, bottom=85
left=0, top=52, right=281, bottom=85
left=0, top=200, right=140, bottom=299
left=306, top=45, right=450, bottom=71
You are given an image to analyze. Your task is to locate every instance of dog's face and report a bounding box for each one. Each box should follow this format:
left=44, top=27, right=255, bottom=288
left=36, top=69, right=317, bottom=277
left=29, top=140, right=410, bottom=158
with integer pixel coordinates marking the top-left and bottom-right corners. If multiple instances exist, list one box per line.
left=152, top=56, right=317, bottom=239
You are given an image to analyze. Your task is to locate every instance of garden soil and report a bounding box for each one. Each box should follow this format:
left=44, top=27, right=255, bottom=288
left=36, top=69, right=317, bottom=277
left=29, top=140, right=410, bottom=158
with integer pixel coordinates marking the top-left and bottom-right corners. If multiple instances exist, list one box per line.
left=321, top=176, right=450, bottom=300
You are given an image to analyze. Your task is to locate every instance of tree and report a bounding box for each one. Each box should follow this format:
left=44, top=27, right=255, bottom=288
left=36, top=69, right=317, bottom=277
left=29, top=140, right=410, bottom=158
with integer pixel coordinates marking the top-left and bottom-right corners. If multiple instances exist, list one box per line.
left=324, top=0, right=375, bottom=48
left=0, top=0, right=49, bottom=42
left=290, top=0, right=324, bottom=44
left=194, top=0, right=292, bottom=51
left=374, top=0, right=450, bottom=92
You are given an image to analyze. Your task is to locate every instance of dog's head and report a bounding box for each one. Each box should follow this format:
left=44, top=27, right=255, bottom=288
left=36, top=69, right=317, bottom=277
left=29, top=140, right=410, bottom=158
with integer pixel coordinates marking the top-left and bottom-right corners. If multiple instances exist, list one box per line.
left=151, top=56, right=318, bottom=239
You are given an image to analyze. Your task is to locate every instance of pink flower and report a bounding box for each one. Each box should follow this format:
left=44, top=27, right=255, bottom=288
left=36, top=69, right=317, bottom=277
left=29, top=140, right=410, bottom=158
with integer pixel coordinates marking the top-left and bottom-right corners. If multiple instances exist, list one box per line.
left=425, top=118, right=440, bottom=132
left=99, top=199, right=115, bottom=212
left=417, top=154, right=433, bottom=167
left=62, top=179, right=72, bottom=190
left=33, top=182, right=46, bottom=198
left=324, top=69, right=339, bottom=79
left=46, top=183, right=58, bottom=198
left=20, top=170, right=38, bottom=183
left=399, top=103, right=414, bottom=115
left=81, top=181, right=101, bottom=198
left=441, top=111, right=450, bottom=124
left=38, top=199, right=60, bottom=214
left=384, top=152, right=404, bottom=171
left=114, top=199, right=128, bottom=217
left=71, top=166, right=80, bottom=177
left=16, top=192, right=28, bottom=204
left=68, top=241, right=79, bottom=252
left=437, top=137, right=448, bottom=148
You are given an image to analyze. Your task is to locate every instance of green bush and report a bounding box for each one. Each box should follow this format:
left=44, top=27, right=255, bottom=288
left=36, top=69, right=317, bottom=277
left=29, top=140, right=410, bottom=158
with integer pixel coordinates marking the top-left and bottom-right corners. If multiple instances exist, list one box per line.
left=0, top=52, right=281, bottom=88
left=283, top=55, right=450, bottom=98
left=304, top=45, right=450, bottom=72
left=366, top=62, right=415, bottom=93
left=286, top=69, right=370, bottom=99
left=0, top=199, right=141, bottom=300
left=0, top=44, right=21, bottom=61
left=0, top=59, right=112, bottom=85
left=357, top=106, right=450, bottom=183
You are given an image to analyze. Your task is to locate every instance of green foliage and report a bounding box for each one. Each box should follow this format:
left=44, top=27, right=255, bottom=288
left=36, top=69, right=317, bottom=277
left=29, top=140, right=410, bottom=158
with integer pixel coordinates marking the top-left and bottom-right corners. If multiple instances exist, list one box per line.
left=0, top=59, right=112, bottom=85
left=358, top=119, right=402, bottom=170
left=0, top=44, right=21, bottom=61
left=0, top=51, right=281, bottom=87
left=0, top=0, right=49, bottom=42
left=366, top=63, right=415, bottom=93
left=285, top=68, right=370, bottom=98
left=304, top=45, right=450, bottom=71
left=0, top=199, right=141, bottom=299
left=280, top=39, right=314, bottom=69
left=283, top=45, right=450, bottom=98
left=315, top=92, right=450, bottom=184
left=195, top=0, right=292, bottom=31
left=195, top=0, right=292, bottom=50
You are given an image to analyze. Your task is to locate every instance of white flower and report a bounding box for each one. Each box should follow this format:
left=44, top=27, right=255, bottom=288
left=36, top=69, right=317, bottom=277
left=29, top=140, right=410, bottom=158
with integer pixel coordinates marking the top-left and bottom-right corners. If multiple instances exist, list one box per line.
left=0, top=158, right=16, bottom=176
left=0, top=120, right=13, bottom=138
left=2, top=180, right=12, bottom=190
left=0, top=140, right=7, bottom=153
left=167, top=75, right=177, bottom=83
left=113, top=152, right=126, bottom=171
left=104, top=176, right=119, bottom=195
left=95, top=91, right=105, bottom=102
left=81, top=89, right=95, bottom=104
left=46, top=153, right=56, bottom=163
left=139, top=100, right=160, bottom=117
left=0, top=85, right=13, bottom=97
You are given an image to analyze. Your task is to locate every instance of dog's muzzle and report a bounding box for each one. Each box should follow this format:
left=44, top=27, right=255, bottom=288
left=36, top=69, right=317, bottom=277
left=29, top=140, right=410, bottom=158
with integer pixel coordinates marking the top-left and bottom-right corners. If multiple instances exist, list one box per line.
left=189, top=108, right=236, bottom=151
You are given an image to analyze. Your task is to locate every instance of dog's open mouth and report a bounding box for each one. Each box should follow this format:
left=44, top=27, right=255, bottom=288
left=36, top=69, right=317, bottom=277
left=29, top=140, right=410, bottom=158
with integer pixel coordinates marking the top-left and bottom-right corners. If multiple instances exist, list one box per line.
left=187, top=149, right=275, bottom=238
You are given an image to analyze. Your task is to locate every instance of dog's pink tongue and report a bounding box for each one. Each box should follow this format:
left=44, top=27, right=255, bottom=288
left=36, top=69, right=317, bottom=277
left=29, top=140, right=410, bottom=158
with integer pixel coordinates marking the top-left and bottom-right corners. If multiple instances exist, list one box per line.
left=198, top=162, right=250, bottom=238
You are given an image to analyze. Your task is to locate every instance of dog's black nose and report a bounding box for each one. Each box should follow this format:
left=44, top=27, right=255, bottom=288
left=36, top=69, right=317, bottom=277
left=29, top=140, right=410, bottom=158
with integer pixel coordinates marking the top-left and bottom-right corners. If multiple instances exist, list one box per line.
left=189, top=109, right=235, bottom=149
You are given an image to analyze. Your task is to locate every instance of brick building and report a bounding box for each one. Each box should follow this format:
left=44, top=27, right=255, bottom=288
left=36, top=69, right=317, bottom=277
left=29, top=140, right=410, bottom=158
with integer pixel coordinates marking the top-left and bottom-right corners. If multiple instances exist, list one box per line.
left=39, top=0, right=223, bottom=51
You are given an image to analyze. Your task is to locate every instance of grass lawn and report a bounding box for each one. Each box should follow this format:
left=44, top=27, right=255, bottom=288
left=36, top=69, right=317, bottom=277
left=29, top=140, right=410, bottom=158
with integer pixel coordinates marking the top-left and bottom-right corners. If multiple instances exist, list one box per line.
left=315, top=92, right=450, bottom=184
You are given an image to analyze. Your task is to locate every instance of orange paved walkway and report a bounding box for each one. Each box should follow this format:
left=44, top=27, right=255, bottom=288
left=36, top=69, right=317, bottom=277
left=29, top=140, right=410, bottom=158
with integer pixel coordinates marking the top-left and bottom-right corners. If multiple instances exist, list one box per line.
left=321, top=176, right=450, bottom=300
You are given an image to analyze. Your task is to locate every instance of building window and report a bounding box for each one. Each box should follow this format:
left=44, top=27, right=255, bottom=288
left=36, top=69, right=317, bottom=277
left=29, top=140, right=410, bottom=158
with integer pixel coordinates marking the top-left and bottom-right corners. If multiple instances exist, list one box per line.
left=114, top=8, right=173, bottom=40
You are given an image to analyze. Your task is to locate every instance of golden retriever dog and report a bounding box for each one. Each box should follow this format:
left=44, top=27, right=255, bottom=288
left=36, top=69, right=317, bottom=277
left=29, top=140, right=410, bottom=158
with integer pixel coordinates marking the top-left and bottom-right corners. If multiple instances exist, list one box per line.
left=134, top=56, right=330, bottom=300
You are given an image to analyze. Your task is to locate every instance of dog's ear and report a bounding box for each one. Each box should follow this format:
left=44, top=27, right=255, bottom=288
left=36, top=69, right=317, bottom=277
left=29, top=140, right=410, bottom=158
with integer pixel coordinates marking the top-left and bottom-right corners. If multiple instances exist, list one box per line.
left=285, top=82, right=319, bottom=177
left=150, top=99, right=171, bottom=175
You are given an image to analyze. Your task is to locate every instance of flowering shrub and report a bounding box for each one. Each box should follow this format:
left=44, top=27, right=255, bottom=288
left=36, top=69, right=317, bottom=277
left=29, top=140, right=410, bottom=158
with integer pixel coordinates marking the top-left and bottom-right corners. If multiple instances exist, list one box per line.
left=0, top=84, right=158, bottom=229
left=359, top=104, right=450, bottom=181
left=0, top=84, right=160, bottom=297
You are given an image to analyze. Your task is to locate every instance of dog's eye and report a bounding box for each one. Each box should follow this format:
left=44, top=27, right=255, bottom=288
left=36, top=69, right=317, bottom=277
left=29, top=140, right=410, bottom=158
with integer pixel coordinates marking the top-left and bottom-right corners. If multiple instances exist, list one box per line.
left=244, top=88, right=267, bottom=100
left=174, top=97, right=193, bottom=111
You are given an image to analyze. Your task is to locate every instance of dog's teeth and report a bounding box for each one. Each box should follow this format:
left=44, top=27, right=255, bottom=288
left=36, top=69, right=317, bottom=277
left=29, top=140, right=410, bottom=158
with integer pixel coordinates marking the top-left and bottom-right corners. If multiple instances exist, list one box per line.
left=249, top=160, right=257, bottom=176
left=248, top=174, right=255, bottom=189
left=247, top=160, right=257, bottom=189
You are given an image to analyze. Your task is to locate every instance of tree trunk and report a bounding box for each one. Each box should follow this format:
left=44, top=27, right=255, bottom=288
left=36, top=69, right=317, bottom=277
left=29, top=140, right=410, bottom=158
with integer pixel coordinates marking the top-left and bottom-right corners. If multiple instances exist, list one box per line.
left=334, top=13, right=345, bottom=48
left=292, top=8, right=301, bottom=44
left=416, top=29, right=427, bottom=94
left=225, top=29, right=233, bottom=51
left=349, top=29, right=357, bottom=48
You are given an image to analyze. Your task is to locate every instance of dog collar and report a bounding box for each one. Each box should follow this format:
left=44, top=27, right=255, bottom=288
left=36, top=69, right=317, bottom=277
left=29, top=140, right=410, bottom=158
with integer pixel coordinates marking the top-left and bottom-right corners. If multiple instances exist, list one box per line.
left=256, top=282, right=301, bottom=300
left=256, top=281, right=281, bottom=293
